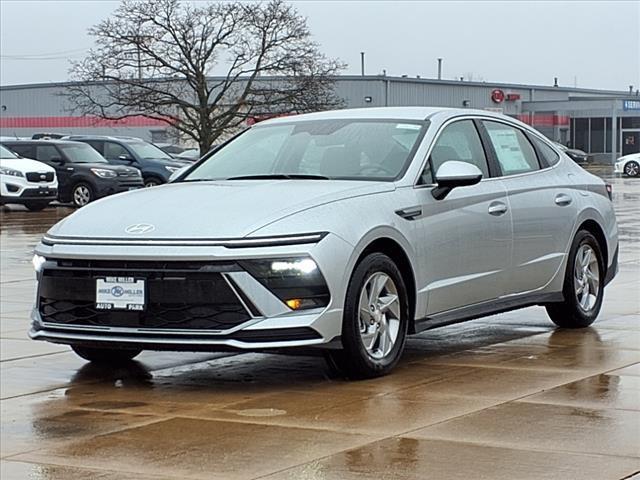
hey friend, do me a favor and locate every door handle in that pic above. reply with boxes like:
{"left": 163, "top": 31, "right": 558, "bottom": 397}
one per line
{"left": 488, "top": 202, "right": 508, "bottom": 216}
{"left": 555, "top": 194, "right": 572, "bottom": 206}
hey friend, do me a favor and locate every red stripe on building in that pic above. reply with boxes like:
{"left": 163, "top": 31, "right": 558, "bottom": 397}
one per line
{"left": 0, "top": 116, "right": 168, "bottom": 129}
{"left": 517, "top": 114, "right": 570, "bottom": 127}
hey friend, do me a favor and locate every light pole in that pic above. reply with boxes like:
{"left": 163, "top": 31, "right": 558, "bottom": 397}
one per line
{"left": 360, "top": 52, "right": 365, "bottom": 76}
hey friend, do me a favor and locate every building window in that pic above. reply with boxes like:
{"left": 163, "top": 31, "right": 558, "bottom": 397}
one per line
{"left": 573, "top": 118, "right": 588, "bottom": 151}
{"left": 590, "top": 118, "right": 605, "bottom": 153}
{"left": 621, "top": 117, "right": 640, "bottom": 129}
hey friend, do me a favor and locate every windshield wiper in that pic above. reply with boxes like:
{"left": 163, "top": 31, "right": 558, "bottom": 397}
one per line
{"left": 226, "top": 174, "right": 329, "bottom": 180}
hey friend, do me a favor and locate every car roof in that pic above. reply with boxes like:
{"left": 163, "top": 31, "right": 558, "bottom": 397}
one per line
{"left": 260, "top": 106, "right": 514, "bottom": 125}
{"left": 66, "top": 135, "right": 145, "bottom": 142}
{"left": 1, "top": 139, "right": 86, "bottom": 146}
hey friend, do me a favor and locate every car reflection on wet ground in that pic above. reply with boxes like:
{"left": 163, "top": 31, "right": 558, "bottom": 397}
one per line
{"left": 1, "top": 168, "right": 638, "bottom": 479}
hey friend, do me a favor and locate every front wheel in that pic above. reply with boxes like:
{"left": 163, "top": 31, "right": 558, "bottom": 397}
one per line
{"left": 72, "top": 183, "right": 93, "bottom": 207}
{"left": 144, "top": 177, "right": 163, "bottom": 187}
{"left": 325, "top": 253, "right": 409, "bottom": 379}
{"left": 71, "top": 345, "right": 141, "bottom": 363}
{"left": 624, "top": 161, "right": 639, "bottom": 177}
{"left": 546, "top": 230, "right": 604, "bottom": 328}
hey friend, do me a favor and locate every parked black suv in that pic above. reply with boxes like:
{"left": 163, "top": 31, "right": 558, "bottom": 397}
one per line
{"left": 65, "top": 136, "right": 188, "bottom": 187}
{"left": 1, "top": 140, "right": 143, "bottom": 207}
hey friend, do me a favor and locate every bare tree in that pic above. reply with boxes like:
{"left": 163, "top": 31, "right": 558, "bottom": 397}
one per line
{"left": 66, "top": 0, "right": 344, "bottom": 153}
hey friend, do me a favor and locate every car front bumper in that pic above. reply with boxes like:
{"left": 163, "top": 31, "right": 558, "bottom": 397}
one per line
{"left": 29, "top": 233, "right": 353, "bottom": 351}
{"left": 1, "top": 175, "right": 58, "bottom": 202}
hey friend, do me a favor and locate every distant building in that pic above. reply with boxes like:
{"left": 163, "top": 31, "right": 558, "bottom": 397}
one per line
{"left": 1, "top": 76, "right": 638, "bottom": 163}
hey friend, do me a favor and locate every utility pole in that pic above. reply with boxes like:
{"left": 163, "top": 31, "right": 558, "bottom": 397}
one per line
{"left": 360, "top": 52, "right": 365, "bottom": 76}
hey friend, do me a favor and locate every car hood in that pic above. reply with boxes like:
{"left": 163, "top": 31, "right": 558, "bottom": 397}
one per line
{"left": 618, "top": 153, "right": 640, "bottom": 162}
{"left": 0, "top": 158, "right": 56, "bottom": 173}
{"left": 565, "top": 148, "right": 587, "bottom": 156}
{"left": 47, "top": 180, "right": 393, "bottom": 239}
{"left": 143, "top": 158, "right": 189, "bottom": 167}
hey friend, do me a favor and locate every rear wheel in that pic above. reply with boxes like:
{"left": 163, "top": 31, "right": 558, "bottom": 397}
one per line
{"left": 624, "top": 161, "right": 639, "bottom": 177}
{"left": 546, "top": 230, "right": 604, "bottom": 328}
{"left": 325, "top": 253, "right": 409, "bottom": 379}
{"left": 25, "top": 201, "right": 49, "bottom": 211}
{"left": 71, "top": 345, "right": 141, "bottom": 363}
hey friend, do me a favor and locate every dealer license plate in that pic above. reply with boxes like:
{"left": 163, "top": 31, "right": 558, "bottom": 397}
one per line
{"left": 96, "top": 277, "right": 146, "bottom": 311}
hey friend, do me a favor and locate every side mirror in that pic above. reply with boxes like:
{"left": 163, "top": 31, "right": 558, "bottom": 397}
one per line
{"left": 50, "top": 157, "right": 65, "bottom": 165}
{"left": 432, "top": 161, "right": 483, "bottom": 200}
{"left": 118, "top": 154, "right": 134, "bottom": 163}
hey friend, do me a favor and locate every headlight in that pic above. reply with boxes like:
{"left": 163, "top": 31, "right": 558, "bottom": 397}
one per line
{"left": 32, "top": 254, "right": 46, "bottom": 273}
{"left": 165, "top": 166, "right": 180, "bottom": 173}
{"left": 91, "top": 168, "right": 117, "bottom": 178}
{"left": 0, "top": 166, "right": 24, "bottom": 177}
{"left": 240, "top": 257, "right": 329, "bottom": 310}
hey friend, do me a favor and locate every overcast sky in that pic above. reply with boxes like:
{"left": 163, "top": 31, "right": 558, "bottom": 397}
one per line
{"left": 1, "top": 0, "right": 638, "bottom": 90}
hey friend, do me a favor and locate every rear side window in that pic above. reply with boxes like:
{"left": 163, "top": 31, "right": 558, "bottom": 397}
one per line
{"left": 531, "top": 136, "right": 560, "bottom": 166}
{"left": 422, "top": 120, "right": 489, "bottom": 184}
{"left": 5, "top": 144, "right": 34, "bottom": 159}
{"left": 483, "top": 121, "right": 540, "bottom": 175}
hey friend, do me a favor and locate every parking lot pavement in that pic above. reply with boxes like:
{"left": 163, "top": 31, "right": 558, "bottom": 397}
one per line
{"left": 1, "top": 170, "right": 639, "bottom": 480}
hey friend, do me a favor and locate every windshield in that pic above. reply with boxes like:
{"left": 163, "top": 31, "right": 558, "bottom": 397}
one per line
{"left": 127, "top": 142, "right": 173, "bottom": 160}
{"left": 0, "top": 145, "right": 17, "bottom": 159}
{"left": 183, "top": 119, "right": 426, "bottom": 182}
{"left": 59, "top": 144, "right": 108, "bottom": 163}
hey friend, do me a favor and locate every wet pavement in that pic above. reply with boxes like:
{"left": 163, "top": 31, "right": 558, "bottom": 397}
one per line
{"left": 1, "top": 169, "right": 639, "bottom": 479}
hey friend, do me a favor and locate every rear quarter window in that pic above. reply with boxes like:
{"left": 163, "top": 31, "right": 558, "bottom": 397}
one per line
{"left": 531, "top": 136, "right": 561, "bottom": 166}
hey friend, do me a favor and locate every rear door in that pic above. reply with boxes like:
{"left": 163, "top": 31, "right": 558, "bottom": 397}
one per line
{"left": 481, "top": 120, "right": 578, "bottom": 294}
{"left": 35, "top": 144, "right": 74, "bottom": 196}
{"left": 415, "top": 119, "right": 512, "bottom": 315}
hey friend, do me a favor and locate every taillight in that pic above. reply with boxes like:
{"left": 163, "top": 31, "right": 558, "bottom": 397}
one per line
{"left": 605, "top": 184, "right": 613, "bottom": 200}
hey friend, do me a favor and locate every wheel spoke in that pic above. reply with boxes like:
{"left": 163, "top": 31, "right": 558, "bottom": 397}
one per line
{"left": 370, "top": 274, "right": 388, "bottom": 301}
{"left": 378, "top": 294, "right": 399, "bottom": 315}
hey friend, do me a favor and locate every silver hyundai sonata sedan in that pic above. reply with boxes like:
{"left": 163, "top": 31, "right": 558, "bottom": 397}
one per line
{"left": 30, "top": 107, "right": 618, "bottom": 378}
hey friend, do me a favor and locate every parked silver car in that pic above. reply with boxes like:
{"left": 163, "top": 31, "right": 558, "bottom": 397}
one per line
{"left": 31, "top": 107, "right": 618, "bottom": 378}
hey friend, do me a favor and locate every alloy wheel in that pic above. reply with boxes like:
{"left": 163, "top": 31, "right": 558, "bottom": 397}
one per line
{"left": 357, "top": 272, "right": 401, "bottom": 360}
{"left": 624, "top": 161, "right": 639, "bottom": 177}
{"left": 73, "top": 185, "right": 91, "bottom": 207}
{"left": 573, "top": 244, "right": 600, "bottom": 312}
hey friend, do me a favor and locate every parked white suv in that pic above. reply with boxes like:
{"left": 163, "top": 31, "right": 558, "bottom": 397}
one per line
{"left": 0, "top": 144, "right": 58, "bottom": 211}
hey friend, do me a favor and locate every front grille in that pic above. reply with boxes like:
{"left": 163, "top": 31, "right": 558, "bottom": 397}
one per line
{"left": 39, "top": 262, "right": 252, "bottom": 331}
{"left": 118, "top": 171, "right": 140, "bottom": 178}
{"left": 26, "top": 172, "right": 54, "bottom": 182}
{"left": 40, "top": 299, "right": 248, "bottom": 330}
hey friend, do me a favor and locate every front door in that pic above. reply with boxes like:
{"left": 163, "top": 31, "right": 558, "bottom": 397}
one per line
{"left": 622, "top": 130, "right": 640, "bottom": 156}
{"left": 414, "top": 119, "right": 512, "bottom": 316}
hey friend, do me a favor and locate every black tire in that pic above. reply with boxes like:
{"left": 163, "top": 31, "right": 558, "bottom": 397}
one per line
{"left": 144, "top": 176, "right": 163, "bottom": 187}
{"left": 71, "top": 345, "right": 142, "bottom": 363}
{"left": 546, "top": 230, "right": 605, "bottom": 328}
{"left": 624, "top": 161, "right": 639, "bottom": 177}
{"left": 71, "top": 182, "right": 94, "bottom": 207}
{"left": 25, "top": 201, "right": 49, "bottom": 211}
{"left": 325, "top": 252, "right": 409, "bottom": 379}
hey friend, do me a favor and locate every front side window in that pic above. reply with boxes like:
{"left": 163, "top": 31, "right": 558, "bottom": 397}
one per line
{"left": 104, "top": 142, "right": 131, "bottom": 161}
{"left": 183, "top": 120, "right": 426, "bottom": 181}
{"left": 421, "top": 120, "right": 489, "bottom": 184}
{"left": 36, "top": 145, "right": 62, "bottom": 162}
{"left": 484, "top": 121, "right": 540, "bottom": 175}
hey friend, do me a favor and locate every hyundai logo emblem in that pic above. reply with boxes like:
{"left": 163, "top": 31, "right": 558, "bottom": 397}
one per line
{"left": 40, "top": 174, "right": 46, "bottom": 180}
{"left": 124, "top": 223, "right": 155, "bottom": 234}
